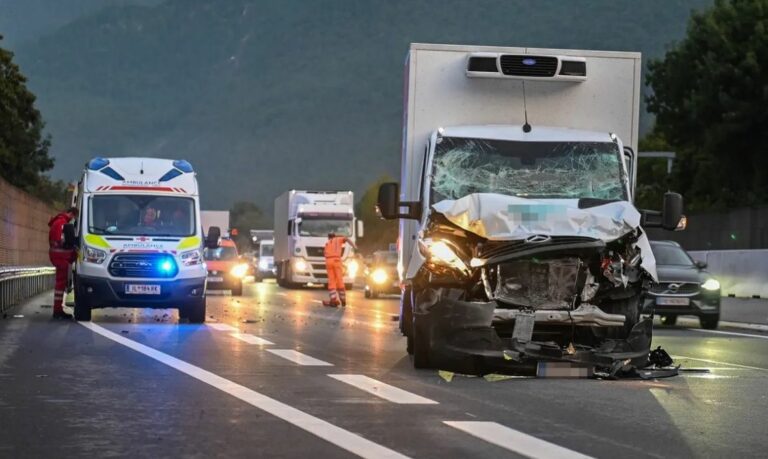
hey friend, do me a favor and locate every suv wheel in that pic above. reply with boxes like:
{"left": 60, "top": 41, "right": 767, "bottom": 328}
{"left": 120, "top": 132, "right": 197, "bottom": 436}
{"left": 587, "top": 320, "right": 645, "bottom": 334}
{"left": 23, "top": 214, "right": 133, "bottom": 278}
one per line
{"left": 700, "top": 314, "right": 719, "bottom": 330}
{"left": 660, "top": 314, "right": 678, "bottom": 326}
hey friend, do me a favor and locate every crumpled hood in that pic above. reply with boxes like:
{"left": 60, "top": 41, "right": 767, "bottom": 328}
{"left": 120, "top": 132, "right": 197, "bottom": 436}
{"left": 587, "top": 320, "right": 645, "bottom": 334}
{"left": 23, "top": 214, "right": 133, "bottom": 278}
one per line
{"left": 432, "top": 193, "right": 657, "bottom": 280}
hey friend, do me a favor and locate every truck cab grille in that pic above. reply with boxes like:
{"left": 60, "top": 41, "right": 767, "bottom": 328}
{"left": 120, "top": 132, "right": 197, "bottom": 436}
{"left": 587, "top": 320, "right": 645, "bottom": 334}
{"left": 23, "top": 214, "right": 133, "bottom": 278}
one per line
{"left": 108, "top": 253, "right": 178, "bottom": 278}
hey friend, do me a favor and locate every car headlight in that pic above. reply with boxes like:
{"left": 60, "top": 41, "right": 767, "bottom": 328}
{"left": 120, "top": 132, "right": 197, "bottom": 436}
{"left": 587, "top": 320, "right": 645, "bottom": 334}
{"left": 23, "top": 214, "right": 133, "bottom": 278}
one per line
{"left": 702, "top": 278, "right": 721, "bottom": 291}
{"left": 180, "top": 249, "right": 203, "bottom": 266}
{"left": 346, "top": 259, "right": 359, "bottom": 278}
{"left": 371, "top": 268, "right": 388, "bottom": 284}
{"left": 294, "top": 258, "right": 308, "bottom": 272}
{"left": 258, "top": 259, "right": 269, "bottom": 270}
{"left": 84, "top": 246, "right": 107, "bottom": 264}
{"left": 421, "top": 239, "right": 468, "bottom": 272}
{"left": 230, "top": 263, "right": 249, "bottom": 278}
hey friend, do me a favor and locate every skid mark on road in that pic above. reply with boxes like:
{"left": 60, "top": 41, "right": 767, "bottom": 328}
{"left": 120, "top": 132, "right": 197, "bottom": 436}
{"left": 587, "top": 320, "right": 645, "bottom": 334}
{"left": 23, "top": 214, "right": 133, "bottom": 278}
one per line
{"left": 445, "top": 421, "right": 594, "bottom": 459}
{"left": 268, "top": 349, "right": 334, "bottom": 366}
{"left": 80, "top": 322, "right": 407, "bottom": 459}
{"left": 329, "top": 375, "right": 438, "bottom": 405}
{"left": 230, "top": 333, "right": 274, "bottom": 345}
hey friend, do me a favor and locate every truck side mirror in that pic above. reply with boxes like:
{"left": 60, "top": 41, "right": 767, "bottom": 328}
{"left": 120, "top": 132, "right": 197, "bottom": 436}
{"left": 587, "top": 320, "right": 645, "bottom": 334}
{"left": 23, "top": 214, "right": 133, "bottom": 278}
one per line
{"left": 356, "top": 219, "right": 364, "bottom": 238}
{"left": 63, "top": 223, "right": 77, "bottom": 249}
{"left": 377, "top": 183, "right": 399, "bottom": 219}
{"left": 206, "top": 226, "right": 221, "bottom": 249}
{"left": 662, "top": 192, "right": 683, "bottom": 231}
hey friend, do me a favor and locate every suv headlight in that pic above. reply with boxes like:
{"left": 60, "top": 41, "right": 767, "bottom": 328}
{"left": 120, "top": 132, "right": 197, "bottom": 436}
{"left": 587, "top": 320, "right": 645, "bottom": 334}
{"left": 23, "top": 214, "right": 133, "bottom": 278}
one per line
{"left": 230, "top": 263, "right": 249, "bottom": 278}
{"left": 419, "top": 238, "right": 468, "bottom": 273}
{"left": 180, "top": 249, "right": 203, "bottom": 266}
{"left": 84, "top": 246, "right": 107, "bottom": 264}
{"left": 371, "top": 268, "right": 388, "bottom": 284}
{"left": 702, "top": 278, "right": 721, "bottom": 291}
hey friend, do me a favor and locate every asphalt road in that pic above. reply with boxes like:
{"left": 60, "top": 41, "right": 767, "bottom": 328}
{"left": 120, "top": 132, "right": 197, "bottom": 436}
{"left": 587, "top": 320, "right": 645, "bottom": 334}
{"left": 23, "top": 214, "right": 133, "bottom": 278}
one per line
{"left": 1, "top": 280, "right": 767, "bottom": 458}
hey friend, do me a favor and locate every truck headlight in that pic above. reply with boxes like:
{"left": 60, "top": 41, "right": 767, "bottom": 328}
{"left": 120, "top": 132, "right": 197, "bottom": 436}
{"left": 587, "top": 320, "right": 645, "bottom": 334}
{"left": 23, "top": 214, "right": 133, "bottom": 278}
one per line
{"left": 346, "top": 259, "right": 359, "bottom": 278}
{"left": 702, "top": 278, "right": 720, "bottom": 291}
{"left": 84, "top": 246, "right": 107, "bottom": 264}
{"left": 421, "top": 239, "right": 468, "bottom": 272}
{"left": 294, "top": 258, "right": 308, "bottom": 272}
{"left": 258, "top": 259, "right": 269, "bottom": 270}
{"left": 371, "top": 268, "right": 388, "bottom": 284}
{"left": 180, "top": 249, "right": 203, "bottom": 266}
{"left": 230, "top": 263, "right": 249, "bottom": 278}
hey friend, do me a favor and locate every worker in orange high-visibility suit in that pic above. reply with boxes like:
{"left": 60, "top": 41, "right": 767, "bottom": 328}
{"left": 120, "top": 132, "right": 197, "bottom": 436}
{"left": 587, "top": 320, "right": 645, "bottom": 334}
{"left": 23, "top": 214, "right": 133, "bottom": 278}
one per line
{"left": 48, "top": 207, "right": 79, "bottom": 320}
{"left": 322, "top": 232, "right": 357, "bottom": 307}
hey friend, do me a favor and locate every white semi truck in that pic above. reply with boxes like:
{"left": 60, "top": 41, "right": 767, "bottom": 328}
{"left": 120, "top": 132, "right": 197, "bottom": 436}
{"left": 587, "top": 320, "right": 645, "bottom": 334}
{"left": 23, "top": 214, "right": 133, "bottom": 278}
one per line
{"left": 377, "top": 44, "right": 684, "bottom": 375}
{"left": 66, "top": 157, "right": 218, "bottom": 323}
{"left": 274, "top": 190, "right": 363, "bottom": 288}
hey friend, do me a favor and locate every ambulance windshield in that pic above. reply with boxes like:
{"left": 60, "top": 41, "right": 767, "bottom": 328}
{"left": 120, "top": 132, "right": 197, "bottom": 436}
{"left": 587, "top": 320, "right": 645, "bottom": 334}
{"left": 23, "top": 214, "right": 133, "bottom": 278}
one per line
{"left": 430, "top": 138, "right": 627, "bottom": 202}
{"left": 298, "top": 217, "right": 353, "bottom": 237}
{"left": 88, "top": 195, "right": 196, "bottom": 237}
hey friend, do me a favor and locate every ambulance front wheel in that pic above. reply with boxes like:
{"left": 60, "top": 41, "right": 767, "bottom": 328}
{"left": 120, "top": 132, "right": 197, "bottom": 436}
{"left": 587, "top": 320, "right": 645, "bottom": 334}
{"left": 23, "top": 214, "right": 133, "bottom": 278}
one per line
{"left": 184, "top": 297, "right": 207, "bottom": 323}
{"left": 73, "top": 279, "right": 92, "bottom": 322}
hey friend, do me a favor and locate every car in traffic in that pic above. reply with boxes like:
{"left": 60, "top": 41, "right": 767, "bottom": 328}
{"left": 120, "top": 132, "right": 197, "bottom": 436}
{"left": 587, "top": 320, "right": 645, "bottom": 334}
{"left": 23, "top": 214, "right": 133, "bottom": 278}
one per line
{"left": 204, "top": 238, "right": 249, "bottom": 295}
{"left": 364, "top": 250, "right": 400, "bottom": 299}
{"left": 645, "top": 240, "right": 721, "bottom": 329}
{"left": 254, "top": 239, "right": 276, "bottom": 282}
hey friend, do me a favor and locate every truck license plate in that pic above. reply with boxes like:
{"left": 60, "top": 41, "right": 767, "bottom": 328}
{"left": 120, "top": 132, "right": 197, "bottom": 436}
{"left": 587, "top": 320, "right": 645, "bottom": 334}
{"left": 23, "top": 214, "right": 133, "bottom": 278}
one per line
{"left": 125, "top": 284, "right": 161, "bottom": 295}
{"left": 208, "top": 276, "right": 223, "bottom": 282}
{"left": 656, "top": 297, "right": 690, "bottom": 306}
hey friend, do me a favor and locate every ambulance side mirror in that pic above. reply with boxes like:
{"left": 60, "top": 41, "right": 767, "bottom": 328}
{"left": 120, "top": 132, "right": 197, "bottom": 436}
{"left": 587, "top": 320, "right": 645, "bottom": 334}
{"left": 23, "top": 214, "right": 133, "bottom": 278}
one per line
{"left": 206, "top": 226, "right": 221, "bottom": 249}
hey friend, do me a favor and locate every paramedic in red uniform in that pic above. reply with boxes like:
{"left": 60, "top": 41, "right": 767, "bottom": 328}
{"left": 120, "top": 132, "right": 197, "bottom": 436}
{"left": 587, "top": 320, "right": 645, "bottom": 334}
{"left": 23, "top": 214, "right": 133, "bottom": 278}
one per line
{"left": 48, "top": 207, "right": 78, "bottom": 319}
{"left": 322, "top": 231, "right": 357, "bottom": 307}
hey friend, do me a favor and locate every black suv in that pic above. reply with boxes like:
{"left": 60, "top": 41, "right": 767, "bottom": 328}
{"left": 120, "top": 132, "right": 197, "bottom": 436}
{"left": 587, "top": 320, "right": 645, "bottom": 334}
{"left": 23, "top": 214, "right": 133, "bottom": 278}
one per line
{"left": 644, "top": 240, "right": 721, "bottom": 329}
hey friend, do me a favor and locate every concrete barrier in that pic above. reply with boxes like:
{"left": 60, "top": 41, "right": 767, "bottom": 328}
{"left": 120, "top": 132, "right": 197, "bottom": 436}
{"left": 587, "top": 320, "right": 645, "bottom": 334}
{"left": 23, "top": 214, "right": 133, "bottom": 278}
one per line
{"left": 688, "top": 250, "right": 768, "bottom": 298}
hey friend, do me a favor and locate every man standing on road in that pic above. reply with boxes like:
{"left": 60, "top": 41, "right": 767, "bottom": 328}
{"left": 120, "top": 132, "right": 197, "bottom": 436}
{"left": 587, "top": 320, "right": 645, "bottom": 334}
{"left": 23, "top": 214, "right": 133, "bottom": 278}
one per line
{"left": 48, "top": 207, "right": 78, "bottom": 320}
{"left": 322, "top": 231, "right": 356, "bottom": 307}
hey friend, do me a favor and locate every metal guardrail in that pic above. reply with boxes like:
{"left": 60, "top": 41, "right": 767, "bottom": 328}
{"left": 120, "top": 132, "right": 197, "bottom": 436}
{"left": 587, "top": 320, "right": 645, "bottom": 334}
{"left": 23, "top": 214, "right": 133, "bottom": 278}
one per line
{"left": 0, "top": 266, "right": 56, "bottom": 313}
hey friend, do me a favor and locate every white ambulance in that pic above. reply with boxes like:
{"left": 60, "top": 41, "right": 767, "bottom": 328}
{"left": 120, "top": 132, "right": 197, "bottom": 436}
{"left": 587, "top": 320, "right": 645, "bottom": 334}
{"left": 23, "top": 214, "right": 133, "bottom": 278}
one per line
{"left": 68, "top": 157, "right": 215, "bottom": 322}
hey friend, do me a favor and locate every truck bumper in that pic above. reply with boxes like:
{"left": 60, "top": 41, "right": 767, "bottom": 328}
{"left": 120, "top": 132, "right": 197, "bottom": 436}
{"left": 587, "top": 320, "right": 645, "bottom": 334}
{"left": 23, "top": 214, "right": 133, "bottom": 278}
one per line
{"left": 76, "top": 274, "right": 206, "bottom": 309}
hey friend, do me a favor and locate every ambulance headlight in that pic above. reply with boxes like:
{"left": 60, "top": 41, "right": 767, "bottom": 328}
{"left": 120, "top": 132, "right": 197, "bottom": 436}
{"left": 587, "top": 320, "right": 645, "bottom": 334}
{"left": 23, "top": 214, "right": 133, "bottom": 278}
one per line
{"left": 346, "top": 259, "right": 359, "bottom": 278}
{"left": 84, "top": 246, "right": 107, "bottom": 264}
{"left": 230, "top": 263, "right": 249, "bottom": 278}
{"left": 180, "top": 249, "right": 203, "bottom": 266}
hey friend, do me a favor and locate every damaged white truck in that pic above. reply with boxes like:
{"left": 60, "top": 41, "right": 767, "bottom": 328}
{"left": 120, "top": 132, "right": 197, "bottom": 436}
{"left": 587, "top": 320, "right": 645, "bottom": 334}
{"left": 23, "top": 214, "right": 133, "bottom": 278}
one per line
{"left": 377, "top": 43, "right": 684, "bottom": 376}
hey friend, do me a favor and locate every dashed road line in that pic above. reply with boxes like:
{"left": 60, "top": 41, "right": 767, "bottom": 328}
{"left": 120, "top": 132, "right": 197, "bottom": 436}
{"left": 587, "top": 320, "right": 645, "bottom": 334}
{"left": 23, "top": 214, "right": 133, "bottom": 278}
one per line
{"left": 79, "top": 322, "right": 407, "bottom": 459}
{"left": 672, "top": 355, "right": 768, "bottom": 371}
{"left": 268, "top": 349, "right": 334, "bottom": 366}
{"left": 230, "top": 333, "right": 274, "bottom": 345}
{"left": 690, "top": 328, "right": 768, "bottom": 340}
{"left": 207, "top": 323, "right": 239, "bottom": 332}
{"left": 329, "top": 375, "right": 438, "bottom": 405}
{"left": 444, "top": 421, "right": 593, "bottom": 459}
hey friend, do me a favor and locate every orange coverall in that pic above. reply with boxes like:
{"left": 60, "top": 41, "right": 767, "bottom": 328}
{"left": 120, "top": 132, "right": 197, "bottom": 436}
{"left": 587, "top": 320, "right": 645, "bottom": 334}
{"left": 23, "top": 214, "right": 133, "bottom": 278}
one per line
{"left": 324, "top": 236, "right": 348, "bottom": 306}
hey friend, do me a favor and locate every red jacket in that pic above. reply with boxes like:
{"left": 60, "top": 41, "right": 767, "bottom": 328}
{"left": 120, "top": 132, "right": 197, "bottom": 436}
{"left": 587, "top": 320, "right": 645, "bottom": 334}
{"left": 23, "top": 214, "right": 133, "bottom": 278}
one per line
{"left": 48, "top": 212, "right": 72, "bottom": 249}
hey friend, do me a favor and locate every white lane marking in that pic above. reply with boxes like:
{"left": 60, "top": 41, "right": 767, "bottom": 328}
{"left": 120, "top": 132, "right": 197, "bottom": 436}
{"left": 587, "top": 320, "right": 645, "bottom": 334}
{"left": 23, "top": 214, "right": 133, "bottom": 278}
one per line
{"left": 445, "top": 421, "right": 593, "bottom": 459}
{"left": 79, "top": 323, "right": 407, "bottom": 459}
{"left": 675, "top": 317, "right": 768, "bottom": 332}
{"left": 207, "top": 323, "right": 239, "bottom": 332}
{"left": 672, "top": 355, "right": 768, "bottom": 372}
{"left": 230, "top": 333, "right": 274, "bottom": 345}
{"left": 268, "top": 349, "right": 334, "bottom": 366}
{"left": 328, "top": 375, "right": 438, "bottom": 405}
{"left": 312, "top": 300, "right": 324, "bottom": 304}
{"left": 276, "top": 292, "right": 288, "bottom": 297}
{"left": 690, "top": 328, "right": 768, "bottom": 340}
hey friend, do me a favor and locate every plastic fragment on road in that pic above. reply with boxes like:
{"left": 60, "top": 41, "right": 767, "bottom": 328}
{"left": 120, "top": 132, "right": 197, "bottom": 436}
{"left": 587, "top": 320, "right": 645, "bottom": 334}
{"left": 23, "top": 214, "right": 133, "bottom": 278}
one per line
{"left": 13, "top": 315, "right": 24, "bottom": 318}
{"left": 483, "top": 373, "right": 529, "bottom": 382}
{"left": 439, "top": 370, "right": 454, "bottom": 382}
{"left": 537, "top": 362, "right": 594, "bottom": 378}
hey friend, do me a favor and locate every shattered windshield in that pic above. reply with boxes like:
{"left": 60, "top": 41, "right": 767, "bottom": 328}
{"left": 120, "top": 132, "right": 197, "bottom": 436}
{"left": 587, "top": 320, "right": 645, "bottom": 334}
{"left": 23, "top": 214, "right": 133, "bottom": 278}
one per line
{"left": 430, "top": 138, "right": 627, "bottom": 202}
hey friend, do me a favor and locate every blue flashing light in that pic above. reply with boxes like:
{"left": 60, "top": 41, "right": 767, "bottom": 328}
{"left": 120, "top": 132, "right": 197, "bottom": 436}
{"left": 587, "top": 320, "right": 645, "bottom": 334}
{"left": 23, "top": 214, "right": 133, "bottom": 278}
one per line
{"left": 100, "top": 166, "right": 125, "bottom": 181}
{"left": 155, "top": 256, "right": 178, "bottom": 277}
{"left": 172, "top": 160, "right": 194, "bottom": 173}
{"left": 159, "top": 169, "right": 183, "bottom": 182}
{"left": 160, "top": 260, "right": 173, "bottom": 272}
{"left": 87, "top": 157, "right": 110, "bottom": 170}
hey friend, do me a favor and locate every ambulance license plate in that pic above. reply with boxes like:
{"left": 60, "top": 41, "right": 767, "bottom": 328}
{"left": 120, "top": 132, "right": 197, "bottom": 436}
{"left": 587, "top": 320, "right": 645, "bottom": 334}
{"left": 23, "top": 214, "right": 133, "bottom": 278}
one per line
{"left": 208, "top": 276, "right": 223, "bottom": 282}
{"left": 656, "top": 297, "right": 689, "bottom": 306}
{"left": 125, "top": 284, "right": 161, "bottom": 295}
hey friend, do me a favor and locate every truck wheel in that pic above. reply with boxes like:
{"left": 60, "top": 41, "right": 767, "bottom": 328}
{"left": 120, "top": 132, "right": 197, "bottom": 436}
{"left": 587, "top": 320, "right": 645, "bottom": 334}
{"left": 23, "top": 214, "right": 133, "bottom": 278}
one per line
{"left": 412, "top": 316, "right": 430, "bottom": 369}
{"left": 660, "top": 314, "right": 678, "bottom": 326}
{"left": 364, "top": 288, "right": 371, "bottom": 299}
{"left": 345, "top": 283, "right": 353, "bottom": 291}
{"left": 401, "top": 287, "right": 414, "bottom": 355}
{"left": 254, "top": 275, "right": 263, "bottom": 283}
{"left": 699, "top": 314, "right": 719, "bottom": 330}
{"left": 231, "top": 281, "right": 243, "bottom": 296}
{"left": 604, "top": 295, "right": 641, "bottom": 339}
{"left": 73, "top": 280, "right": 92, "bottom": 322}
{"left": 370, "top": 290, "right": 379, "bottom": 299}
{"left": 185, "top": 298, "right": 206, "bottom": 324}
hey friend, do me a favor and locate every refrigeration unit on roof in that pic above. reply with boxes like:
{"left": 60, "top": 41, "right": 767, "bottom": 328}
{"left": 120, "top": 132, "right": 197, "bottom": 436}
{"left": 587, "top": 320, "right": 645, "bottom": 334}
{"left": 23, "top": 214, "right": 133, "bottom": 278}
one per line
{"left": 466, "top": 53, "right": 587, "bottom": 82}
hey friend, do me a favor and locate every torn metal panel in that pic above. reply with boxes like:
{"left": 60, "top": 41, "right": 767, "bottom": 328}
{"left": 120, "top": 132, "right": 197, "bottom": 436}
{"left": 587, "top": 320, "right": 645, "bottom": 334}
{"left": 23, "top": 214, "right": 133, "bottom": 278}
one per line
{"left": 494, "top": 258, "right": 581, "bottom": 309}
{"left": 493, "top": 304, "right": 627, "bottom": 327}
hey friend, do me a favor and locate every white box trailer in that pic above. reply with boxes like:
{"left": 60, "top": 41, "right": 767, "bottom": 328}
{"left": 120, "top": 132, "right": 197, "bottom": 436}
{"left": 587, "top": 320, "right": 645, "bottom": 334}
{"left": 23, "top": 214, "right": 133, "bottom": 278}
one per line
{"left": 201, "top": 210, "right": 230, "bottom": 237}
{"left": 274, "top": 190, "right": 363, "bottom": 288}
{"left": 376, "top": 43, "right": 684, "bottom": 374}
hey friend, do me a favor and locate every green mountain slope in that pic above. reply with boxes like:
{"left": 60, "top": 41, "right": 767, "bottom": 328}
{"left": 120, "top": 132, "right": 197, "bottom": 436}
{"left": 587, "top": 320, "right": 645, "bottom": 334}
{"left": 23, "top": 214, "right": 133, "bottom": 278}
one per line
{"left": 12, "top": 0, "right": 711, "bottom": 209}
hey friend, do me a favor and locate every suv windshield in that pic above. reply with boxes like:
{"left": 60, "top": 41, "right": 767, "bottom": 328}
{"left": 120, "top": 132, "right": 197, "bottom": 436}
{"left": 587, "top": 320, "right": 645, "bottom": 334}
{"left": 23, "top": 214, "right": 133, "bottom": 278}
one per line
{"left": 430, "top": 138, "right": 627, "bottom": 202}
{"left": 298, "top": 218, "right": 353, "bottom": 237}
{"left": 89, "top": 195, "right": 195, "bottom": 236}
{"left": 203, "top": 247, "right": 238, "bottom": 261}
{"left": 260, "top": 243, "right": 274, "bottom": 257}
{"left": 651, "top": 244, "right": 695, "bottom": 266}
